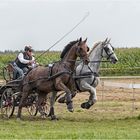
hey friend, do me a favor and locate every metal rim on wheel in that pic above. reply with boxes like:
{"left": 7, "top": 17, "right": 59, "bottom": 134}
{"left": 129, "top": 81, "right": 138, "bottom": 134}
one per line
{"left": 27, "top": 93, "right": 51, "bottom": 116}
{"left": 0, "top": 88, "right": 15, "bottom": 118}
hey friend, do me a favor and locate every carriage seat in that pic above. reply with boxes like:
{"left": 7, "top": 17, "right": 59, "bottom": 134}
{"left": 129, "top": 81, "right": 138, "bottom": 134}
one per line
{"left": 8, "top": 61, "right": 25, "bottom": 80}
{"left": 3, "top": 61, "right": 17, "bottom": 82}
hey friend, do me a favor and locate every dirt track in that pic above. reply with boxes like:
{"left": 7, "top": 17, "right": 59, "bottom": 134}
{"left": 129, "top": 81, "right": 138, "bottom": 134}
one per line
{"left": 0, "top": 78, "right": 140, "bottom": 120}
{"left": 1, "top": 78, "right": 140, "bottom": 101}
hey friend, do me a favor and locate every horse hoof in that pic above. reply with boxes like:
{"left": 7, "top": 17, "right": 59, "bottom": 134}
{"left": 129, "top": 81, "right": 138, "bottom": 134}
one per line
{"left": 68, "top": 108, "right": 74, "bottom": 112}
{"left": 81, "top": 102, "right": 91, "bottom": 109}
{"left": 58, "top": 97, "right": 65, "bottom": 103}
{"left": 81, "top": 102, "right": 86, "bottom": 109}
{"left": 67, "top": 102, "right": 74, "bottom": 112}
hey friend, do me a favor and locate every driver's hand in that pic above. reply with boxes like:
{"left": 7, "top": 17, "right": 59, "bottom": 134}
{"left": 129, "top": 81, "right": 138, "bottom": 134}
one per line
{"left": 29, "top": 60, "right": 34, "bottom": 64}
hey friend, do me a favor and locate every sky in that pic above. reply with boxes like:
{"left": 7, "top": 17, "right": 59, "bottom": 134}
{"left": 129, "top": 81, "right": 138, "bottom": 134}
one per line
{"left": 0, "top": 0, "right": 140, "bottom": 51}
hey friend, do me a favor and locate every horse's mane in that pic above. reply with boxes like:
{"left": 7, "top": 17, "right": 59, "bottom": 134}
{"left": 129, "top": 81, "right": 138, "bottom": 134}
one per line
{"left": 88, "top": 41, "right": 102, "bottom": 57}
{"left": 60, "top": 40, "right": 79, "bottom": 59}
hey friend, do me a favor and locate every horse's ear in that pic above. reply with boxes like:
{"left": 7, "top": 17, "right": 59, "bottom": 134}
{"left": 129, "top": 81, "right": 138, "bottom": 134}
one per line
{"left": 103, "top": 37, "right": 108, "bottom": 45}
{"left": 79, "top": 37, "right": 82, "bottom": 42}
{"left": 84, "top": 38, "right": 87, "bottom": 43}
{"left": 107, "top": 38, "right": 111, "bottom": 44}
{"left": 78, "top": 37, "right": 82, "bottom": 45}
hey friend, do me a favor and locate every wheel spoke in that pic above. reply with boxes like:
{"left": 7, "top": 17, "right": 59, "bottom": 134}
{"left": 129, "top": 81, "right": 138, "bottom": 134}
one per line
{"left": 1, "top": 88, "right": 15, "bottom": 118}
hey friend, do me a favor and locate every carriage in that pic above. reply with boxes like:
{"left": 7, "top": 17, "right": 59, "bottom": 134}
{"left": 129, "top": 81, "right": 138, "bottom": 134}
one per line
{"left": 0, "top": 61, "right": 48, "bottom": 118}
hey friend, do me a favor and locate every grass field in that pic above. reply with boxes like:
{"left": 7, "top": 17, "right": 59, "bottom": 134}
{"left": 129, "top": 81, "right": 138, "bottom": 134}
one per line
{"left": 0, "top": 114, "right": 140, "bottom": 139}
{"left": 0, "top": 78, "right": 140, "bottom": 139}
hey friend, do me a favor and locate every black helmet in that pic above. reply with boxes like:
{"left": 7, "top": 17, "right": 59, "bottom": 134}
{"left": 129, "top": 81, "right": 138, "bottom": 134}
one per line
{"left": 24, "top": 45, "right": 33, "bottom": 52}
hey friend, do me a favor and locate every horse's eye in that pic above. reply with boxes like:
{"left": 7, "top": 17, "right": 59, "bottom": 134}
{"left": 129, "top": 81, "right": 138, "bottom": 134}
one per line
{"left": 104, "top": 47, "right": 109, "bottom": 52}
{"left": 78, "top": 47, "right": 81, "bottom": 51}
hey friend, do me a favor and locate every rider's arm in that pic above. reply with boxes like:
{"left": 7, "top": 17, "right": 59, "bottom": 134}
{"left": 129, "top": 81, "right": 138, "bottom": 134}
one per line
{"left": 18, "top": 53, "right": 30, "bottom": 64}
{"left": 32, "top": 56, "right": 35, "bottom": 61}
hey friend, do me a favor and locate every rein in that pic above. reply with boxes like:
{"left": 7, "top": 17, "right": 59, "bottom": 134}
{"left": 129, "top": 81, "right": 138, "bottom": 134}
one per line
{"left": 67, "top": 59, "right": 110, "bottom": 63}
{"left": 89, "top": 60, "right": 110, "bottom": 63}
{"left": 22, "top": 71, "right": 72, "bottom": 86}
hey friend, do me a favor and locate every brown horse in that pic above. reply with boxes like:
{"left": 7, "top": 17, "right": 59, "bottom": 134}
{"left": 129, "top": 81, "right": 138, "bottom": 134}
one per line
{"left": 17, "top": 38, "right": 89, "bottom": 120}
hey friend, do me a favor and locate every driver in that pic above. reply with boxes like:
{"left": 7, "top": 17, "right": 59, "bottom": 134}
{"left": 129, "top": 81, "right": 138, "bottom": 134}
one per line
{"left": 13, "top": 45, "right": 37, "bottom": 79}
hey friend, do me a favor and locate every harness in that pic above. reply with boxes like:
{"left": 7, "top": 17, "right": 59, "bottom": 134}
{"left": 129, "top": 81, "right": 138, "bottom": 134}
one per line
{"left": 62, "top": 62, "right": 74, "bottom": 86}
{"left": 46, "top": 63, "right": 56, "bottom": 90}
{"left": 101, "top": 43, "right": 115, "bottom": 60}
{"left": 74, "top": 71, "right": 99, "bottom": 92}
{"left": 47, "top": 63, "right": 54, "bottom": 78}
{"left": 46, "top": 62, "right": 73, "bottom": 91}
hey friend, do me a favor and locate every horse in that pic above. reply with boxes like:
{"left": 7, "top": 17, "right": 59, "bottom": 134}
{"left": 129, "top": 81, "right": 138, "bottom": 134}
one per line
{"left": 16, "top": 37, "right": 89, "bottom": 120}
{"left": 58, "top": 38, "right": 118, "bottom": 109}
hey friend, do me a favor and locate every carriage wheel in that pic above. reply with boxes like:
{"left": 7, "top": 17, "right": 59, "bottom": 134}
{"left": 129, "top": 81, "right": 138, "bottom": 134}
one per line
{"left": 27, "top": 103, "right": 38, "bottom": 116}
{"left": 41, "top": 93, "right": 51, "bottom": 116}
{"left": 3, "top": 66, "right": 13, "bottom": 82}
{"left": 34, "top": 98, "right": 51, "bottom": 117}
{"left": 27, "top": 93, "right": 51, "bottom": 116}
{"left": 27, "top": 94, "right": 38, "bottom": 116}
{"left": 0, "top": 88, "right": 15, "bottom": 118}
{"left": 42, "top": 99, "right": 50, "bottom": 116}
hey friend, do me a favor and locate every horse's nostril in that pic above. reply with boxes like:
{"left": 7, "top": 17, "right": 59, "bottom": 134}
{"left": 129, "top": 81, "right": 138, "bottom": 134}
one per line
{"left": 113, "top": 59, "right": 118, "bottom": 64}
{"left": 115, "top": 59, "right": 118, "bottom": 62}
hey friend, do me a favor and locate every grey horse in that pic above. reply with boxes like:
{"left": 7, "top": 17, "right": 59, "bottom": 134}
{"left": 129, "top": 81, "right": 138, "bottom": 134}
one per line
{"left": 58, "top": 38, "right": 118, "bottom": 109}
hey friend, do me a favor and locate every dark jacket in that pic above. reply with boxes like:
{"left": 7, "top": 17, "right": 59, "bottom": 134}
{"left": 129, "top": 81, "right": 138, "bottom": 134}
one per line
{"left": 15, "top": 52, "right": 32, "bottom": 69}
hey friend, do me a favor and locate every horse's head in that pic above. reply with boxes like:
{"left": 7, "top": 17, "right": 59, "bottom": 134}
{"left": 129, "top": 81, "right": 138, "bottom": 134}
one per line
{"left": 102, "top": 38, "right": 118, "bottom": 64}
{"left": 76, "top": 37, "right": 89, "bottom": 65}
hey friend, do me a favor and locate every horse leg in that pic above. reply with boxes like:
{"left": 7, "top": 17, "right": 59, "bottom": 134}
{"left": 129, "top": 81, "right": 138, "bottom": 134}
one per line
{"left": 58, "top": 78, "right": 76, "bottom": 104}
{"left": 17, "top": 91, "right": 29, "bottom": 120}
{"left": 89, "top": 87, "right": 97, "bottom": 104}
{"left": 48, "top": 91, "right": 58, "bottom": 120}
{"left": 58, "top": 91, "right": 76, "bottom": 103}
{"left": 80, "top": 81, "right": 97, "bottom": 109}
{"left": 55, "top": 82, "right": 73, "bottom": 112}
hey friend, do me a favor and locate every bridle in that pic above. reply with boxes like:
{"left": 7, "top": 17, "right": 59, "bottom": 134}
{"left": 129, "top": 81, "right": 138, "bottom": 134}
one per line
{"left": 101, "top": 43, "right": 115, "bottom": 60}
{"left": 76, "top": 44, "right": 89, "bottom": 62}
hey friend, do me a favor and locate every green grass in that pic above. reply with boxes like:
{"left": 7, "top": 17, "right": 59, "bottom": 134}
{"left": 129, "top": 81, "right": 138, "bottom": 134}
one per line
{"left": 0, "top": 115, "right": 140, "bottom": 139}
{"left": 0, "top": 99, "right": 140, "bottom": 139}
